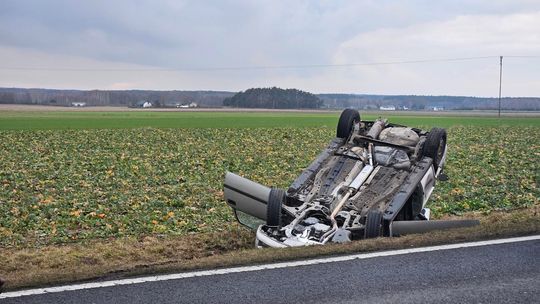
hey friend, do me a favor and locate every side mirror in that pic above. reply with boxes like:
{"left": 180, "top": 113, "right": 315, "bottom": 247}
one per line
{"left": 437, "top": 172, "right": 449, "bottom": 181}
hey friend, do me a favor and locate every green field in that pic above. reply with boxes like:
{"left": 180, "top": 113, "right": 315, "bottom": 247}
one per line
{"left": 1, "top": 110, "right": 539, "bottom": 130}
{"left": 0, "top": 111, "right": 538, "bottom": 247}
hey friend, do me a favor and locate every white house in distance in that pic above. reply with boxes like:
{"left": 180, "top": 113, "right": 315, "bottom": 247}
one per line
{"left": 176, "top": 102, "right": 198, "bottom": 108}
{"left": 135, "top": 101, "right": 152, "bottom": 108}
{"left": 71, "top": 102, "right": 86, "bottom": 107}
{"left": 380, "top": 105, "right": 396, "bottom": 111}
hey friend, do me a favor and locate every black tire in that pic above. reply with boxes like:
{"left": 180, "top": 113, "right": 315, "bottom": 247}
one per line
{"left": 267, "top": 188, "right": 285, "bottom": 227}
{"left": 336, "top": 109, "right": 360, "bottom": 138}
{"left": 422, "top": 127, "right": 447, "bottom": 171}
{"left": 364, "top": 210, "right": 383, "bottom": 238}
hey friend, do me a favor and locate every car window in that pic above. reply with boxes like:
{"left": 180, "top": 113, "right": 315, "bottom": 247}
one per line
{"left": 234, "top": 210, "right": 265, "bottom": 230}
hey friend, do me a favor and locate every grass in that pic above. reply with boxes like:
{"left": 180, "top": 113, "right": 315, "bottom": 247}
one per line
{"left": 0, "top": 109, "right": 538, "bottom": 289}
{"left": 0, "top": 110, "right": 539, "bottom": 130}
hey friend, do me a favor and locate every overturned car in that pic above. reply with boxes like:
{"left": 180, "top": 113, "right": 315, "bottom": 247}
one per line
{"left": 224, "top": 109, "right": 478, "bottom": 248}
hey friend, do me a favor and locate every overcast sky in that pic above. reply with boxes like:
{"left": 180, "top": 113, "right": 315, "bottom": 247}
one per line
{"left": 1, "top": 0, "right": 539, "bottom": 96}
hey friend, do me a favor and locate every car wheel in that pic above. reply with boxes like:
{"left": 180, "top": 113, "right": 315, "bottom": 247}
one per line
{"left": 267, "top": 188, "right": 285, "bottom": 227}
{"left": 422, "top": 127, "right": 447, "bottom": 171}
{"left": 364, "top": 210, "right": 383, "bottom": 238}
{"left": 337, "top": 109, "right": 360, "bottom": 138}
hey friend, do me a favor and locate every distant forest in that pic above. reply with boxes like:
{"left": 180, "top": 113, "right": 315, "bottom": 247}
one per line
{"left": 319, "top": 94, "right": 540, "bottom": 111}
{"left": 0, "top": 88, "right": 233, "bottom": 107}
{"left": 0, "top": 87, "right": 539, "bottom": 110}
{"left": 223, "top": 87, "right": 323, "bottom": 109}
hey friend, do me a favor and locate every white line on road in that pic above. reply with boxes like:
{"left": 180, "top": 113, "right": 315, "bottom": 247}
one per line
{"left": 1, "top": 235, "right": 539, "bottom": 299}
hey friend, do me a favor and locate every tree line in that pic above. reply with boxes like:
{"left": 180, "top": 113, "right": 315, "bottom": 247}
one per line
{"left": 318, "top": 94, "right": 540, "bottom": 111}
{"left": 223, "top": 87, "right": 323, "bottom": 109}
{"left": 1, "top": 87, "right": 539, "bottom": 110}
{"left": 0, "top": 88, "right": 233, "bottom": 107}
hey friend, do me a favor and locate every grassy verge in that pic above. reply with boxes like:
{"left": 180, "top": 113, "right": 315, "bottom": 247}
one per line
{"left": 1, "top": 207, "right": 537, "bottom": 291}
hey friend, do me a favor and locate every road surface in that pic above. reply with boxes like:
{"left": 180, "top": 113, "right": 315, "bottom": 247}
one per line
{"left": 2, "top": 237, "right": 539, "bottom": 304}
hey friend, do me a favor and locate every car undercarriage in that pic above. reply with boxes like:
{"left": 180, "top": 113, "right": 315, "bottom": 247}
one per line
{"left": 224, "top": 109, "right": 478, "bottom": 248}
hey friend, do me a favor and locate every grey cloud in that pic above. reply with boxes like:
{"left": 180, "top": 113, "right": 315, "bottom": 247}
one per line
{"left": 5, "top": 0, "right": 511, "bottom": 68}
{"left": 1, "top": 0, "right": 539, "bottom": 95}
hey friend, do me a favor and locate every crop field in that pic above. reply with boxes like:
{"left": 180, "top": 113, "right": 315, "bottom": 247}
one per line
{"left": 1, "top": 110, "right": 540, "bottom": 130}
{"left": 0, "top": 111, "right": 538, "bottom": 247}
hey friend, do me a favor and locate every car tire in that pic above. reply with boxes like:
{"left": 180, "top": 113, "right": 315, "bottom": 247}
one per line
{"left": 364, "top": 210, "right": 383, "bottom": 238}
{"left": 337, "top": 109, "right": 360, "bottom": 138}
{"left": 267, "top": 188, "right": 285, "bottom": 227}
{"left": 422, "top": 127, "right": 447, "bottom": 171}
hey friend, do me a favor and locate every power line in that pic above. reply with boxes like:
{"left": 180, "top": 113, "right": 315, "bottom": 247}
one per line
{"left": 0, "top": 55, "right": 503, "bottom": 72}
{"left": 504, "top": 55, "right": 540, "bottom": 58}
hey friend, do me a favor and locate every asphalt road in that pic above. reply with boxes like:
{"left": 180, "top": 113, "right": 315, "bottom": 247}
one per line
{"left": 3, "top": 239, "right": 539, "bottom": 304}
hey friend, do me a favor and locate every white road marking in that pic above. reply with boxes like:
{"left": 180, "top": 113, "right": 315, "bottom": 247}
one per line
{"left": 1, "top": 235, "right": 539, "bottom": 299}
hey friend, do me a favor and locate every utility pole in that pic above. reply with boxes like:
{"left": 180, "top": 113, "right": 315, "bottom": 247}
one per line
{"left": 498, "top": 56, "right": 503, "bottom": 118}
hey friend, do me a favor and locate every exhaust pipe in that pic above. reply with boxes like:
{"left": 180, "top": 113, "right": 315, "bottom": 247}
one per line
{"left": 366, "top": 118, "right": 387, "bottom": 139}
{"left": 391, "top": 219, "right": 480, "bottom": 236}
{"left": 323, "top": 143, "right": 376, "bottom": 243}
